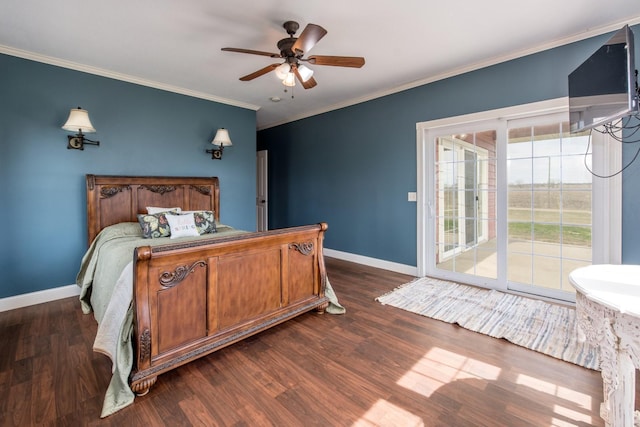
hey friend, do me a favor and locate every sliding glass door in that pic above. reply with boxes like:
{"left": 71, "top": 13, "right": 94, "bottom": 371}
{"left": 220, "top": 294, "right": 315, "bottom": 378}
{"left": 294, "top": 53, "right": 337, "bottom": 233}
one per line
{"left": 506, "top": 119, "right": 592, "bottom": 297}
{"left": 418, "top": 103, "right": 614, "bottom": 303}
{"left": 435, "top": 131, "right": 497, "bottom": 280}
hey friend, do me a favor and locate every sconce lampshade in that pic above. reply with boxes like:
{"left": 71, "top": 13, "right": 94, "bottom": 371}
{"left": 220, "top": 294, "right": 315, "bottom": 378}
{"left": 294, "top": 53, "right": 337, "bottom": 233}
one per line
{"left": 211, "top": 128, "right": 232, "bottom": 147}
{"left": 62, "top": 107, "right": 96, "bottom": 133}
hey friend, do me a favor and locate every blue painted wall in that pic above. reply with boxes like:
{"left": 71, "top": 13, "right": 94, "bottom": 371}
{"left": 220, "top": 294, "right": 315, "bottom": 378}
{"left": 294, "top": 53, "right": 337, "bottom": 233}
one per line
{"left": 259, "top": 24, "right": 640, "bottom": 266}
{"left": 0, "top": 53, "right": 256, "bottom": 298}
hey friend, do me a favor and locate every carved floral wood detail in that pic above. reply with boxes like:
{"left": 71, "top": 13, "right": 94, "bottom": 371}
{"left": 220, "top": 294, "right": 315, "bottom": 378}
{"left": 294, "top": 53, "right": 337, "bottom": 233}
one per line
{"left": 289, "top": 241, "right": 314, "bottom": 256}
{"left": 190, "top": 185, "right": 211, "bottom": 196}
{"left": 100, "top": 186, "right": 130, "bottom": 199}
{"left": 139, "top": 329, "right": 151, "bottom": 363}
{"left": 142, "top": 185, "right": 176, "bottom": 195}
{"left": 159, "top": 261, "right": 207, "bottom": 288}
{"left": 575, "top": 292, "right": 640, "bottom": 426}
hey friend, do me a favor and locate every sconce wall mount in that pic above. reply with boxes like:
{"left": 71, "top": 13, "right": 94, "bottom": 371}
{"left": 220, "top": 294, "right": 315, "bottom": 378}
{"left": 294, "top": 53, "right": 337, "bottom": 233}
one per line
{"left": 62, "top": 107, "right": 100, "bottom": 150}
{"left": 206, "top": 128, "right": 232, "bottom": 160}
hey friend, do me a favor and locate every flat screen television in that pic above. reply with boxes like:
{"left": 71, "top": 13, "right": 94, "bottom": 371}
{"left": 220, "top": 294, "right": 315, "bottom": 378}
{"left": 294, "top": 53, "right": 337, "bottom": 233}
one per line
{"left": 569, "top": 25, "right": 638, "bottom": 132}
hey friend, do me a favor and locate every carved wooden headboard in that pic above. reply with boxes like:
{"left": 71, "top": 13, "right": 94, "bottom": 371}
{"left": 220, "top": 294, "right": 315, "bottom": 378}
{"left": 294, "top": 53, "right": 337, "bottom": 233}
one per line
{"left": 86, "top": 175, "right": 220, "bottom": 246}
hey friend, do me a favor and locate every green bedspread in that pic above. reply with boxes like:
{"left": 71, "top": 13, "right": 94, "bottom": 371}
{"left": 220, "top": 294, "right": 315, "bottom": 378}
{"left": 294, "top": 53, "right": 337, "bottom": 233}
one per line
{"left": 76, "top": 222, "right": 344, "bottom": 417}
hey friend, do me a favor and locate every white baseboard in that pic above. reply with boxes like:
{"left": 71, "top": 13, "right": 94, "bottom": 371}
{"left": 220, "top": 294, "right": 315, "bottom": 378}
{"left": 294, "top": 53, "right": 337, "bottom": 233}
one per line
{"left": 1, "top": 250, "right": 415, "bottom": 312}
{"left": 0, "top": 284, "right": 80, "bottom": 313}
{"left": 324, "top": 248, "right": 418, "bottom": 276}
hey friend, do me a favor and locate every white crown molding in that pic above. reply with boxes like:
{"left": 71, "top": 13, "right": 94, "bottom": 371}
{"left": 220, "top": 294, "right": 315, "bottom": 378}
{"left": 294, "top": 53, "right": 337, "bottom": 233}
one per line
{"left": 258, "top": 16, "right": 640, "bottom": 130}
{"left": 3, "top": 15, "right": 640, "bottom": 130}
{"left": 0, "top": 44, "right": 261, "bottom": 112}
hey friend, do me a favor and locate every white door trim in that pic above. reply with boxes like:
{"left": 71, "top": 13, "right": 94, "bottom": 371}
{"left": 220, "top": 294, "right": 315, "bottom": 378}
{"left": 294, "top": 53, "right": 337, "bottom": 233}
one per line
{"left": 416, "top": 97, "right": 621, "bottom": 300}
{"left": 417, "top": 98, "right": 569, "bottom": 277}
{"left": 256, "top": 150, "right": 268, "bottom": 231}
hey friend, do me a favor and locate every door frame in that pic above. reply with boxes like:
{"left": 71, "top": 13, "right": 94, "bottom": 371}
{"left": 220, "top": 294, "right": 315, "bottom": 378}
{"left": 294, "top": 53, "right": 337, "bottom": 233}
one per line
{"left": 436, "top": 136, "right": 490, "bottom": 262}
{"left": 416, "top": 97, "right": 621, "bottom": 299}
{"left": 256, "top": 149, "right": 268, "bottom": 231}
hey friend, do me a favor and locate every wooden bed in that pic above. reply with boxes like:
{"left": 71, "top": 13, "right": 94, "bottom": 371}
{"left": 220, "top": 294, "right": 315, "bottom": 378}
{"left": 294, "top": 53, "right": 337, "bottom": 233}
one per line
{"left": 85, "top": 174, "right": 329, "bottom": 396}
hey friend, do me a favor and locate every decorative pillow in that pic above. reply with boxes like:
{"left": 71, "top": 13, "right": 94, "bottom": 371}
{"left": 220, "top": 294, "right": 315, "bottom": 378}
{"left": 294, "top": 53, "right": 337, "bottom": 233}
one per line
{"left": 137, "top": 212, "right": 171, "bottom": 238}
{"left": 165, "top": 213, "right": 200, "bottom": 239}
{"left": 146, "top": 206, "right": 182, "bottom": 214}
{"left": 190, "top": 210, "right": 217, "bottom": 234}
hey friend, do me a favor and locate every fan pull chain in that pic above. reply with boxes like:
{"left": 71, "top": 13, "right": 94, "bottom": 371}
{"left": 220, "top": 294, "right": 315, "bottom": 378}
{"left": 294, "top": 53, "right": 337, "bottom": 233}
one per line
{"left": 284, "top": 85, "right": 294, "bottom": 99}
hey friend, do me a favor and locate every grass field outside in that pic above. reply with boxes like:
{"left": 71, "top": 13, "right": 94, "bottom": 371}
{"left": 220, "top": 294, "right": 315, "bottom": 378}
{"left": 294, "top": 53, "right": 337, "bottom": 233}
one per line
{"left": 507, "top": 221, "right": 591, "bottom": 246}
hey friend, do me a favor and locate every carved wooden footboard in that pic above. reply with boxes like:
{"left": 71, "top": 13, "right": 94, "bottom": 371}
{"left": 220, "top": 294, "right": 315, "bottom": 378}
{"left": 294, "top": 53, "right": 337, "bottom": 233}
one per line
{"left": 129, "top": 224, "right": 329, "bottom": 394}
{"left": 85, "top": 175, "right": 329, "bottom": 396}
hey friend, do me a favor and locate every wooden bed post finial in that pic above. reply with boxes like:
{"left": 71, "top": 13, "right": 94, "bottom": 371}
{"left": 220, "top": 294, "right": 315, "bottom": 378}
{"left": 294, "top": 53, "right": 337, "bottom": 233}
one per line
{"left": 135, "top": 246, "right": 152, "bottom": 261}
{"left": 87, "top": 174, "right": 95, "bottom": 190}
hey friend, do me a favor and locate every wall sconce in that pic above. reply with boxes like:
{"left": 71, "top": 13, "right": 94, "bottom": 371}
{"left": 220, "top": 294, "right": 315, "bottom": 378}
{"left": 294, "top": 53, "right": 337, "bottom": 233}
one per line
{"left": 206, "top": 128, "right": 232, "bottom": 160}
{"left": 61, "top": 107, "right": 100, "bottom": 150}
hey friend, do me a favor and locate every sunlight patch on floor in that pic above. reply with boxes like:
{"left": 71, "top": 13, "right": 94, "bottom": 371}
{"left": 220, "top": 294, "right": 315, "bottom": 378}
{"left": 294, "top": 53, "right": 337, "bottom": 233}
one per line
{"left": 352, "top": 399, "right": 424, "bottom": 427}
{"left": 389, "top": 347, "right": 595, "bottom": 426}
{"left": 551, "top": 404, "right": 594, "bottom": 426}
{"left": 515, "top": 373, "right": 594, "bottom": 425}
{"left": 516, "top": 373, "right": 593, "bottom": 409}
{"left": 396, "top": 347, "right": 501, "bottom": 398}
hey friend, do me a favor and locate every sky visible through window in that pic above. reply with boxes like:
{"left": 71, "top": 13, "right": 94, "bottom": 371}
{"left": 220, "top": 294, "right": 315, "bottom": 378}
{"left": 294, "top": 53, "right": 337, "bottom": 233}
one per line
{"left": 507, "top": 135, "right": 592, "bottom": 185}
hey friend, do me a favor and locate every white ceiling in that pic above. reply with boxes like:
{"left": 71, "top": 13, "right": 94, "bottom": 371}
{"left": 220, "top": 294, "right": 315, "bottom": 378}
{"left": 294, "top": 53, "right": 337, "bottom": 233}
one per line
{"left": 2, "top": 1, "right": 640, "bottom": 129}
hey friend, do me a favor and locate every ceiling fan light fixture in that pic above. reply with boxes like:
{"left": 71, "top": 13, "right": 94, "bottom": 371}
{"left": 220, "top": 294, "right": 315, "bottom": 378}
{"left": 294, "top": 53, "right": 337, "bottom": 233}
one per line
{"left": 275, "top": 63, "right": 290, "bottom": 79}
{"left": 297, "top": 64, "right": 314, "bottom": 82}
{"left": 282, "top": 72, "right": 296, "bottom": 87}
{"left": 221, "top": 20, "right": 365, "bottom": 90}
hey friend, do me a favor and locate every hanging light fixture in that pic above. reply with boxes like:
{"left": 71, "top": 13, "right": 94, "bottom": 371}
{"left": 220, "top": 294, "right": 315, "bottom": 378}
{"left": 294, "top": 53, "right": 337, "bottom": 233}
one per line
{"left": 275, "top": 62, "right": 313, "bottom": 86}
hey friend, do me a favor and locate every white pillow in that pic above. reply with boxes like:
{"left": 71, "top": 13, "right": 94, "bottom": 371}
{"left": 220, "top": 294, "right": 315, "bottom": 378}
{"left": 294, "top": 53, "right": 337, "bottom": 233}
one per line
{"left": 165, "top": 213, "right": 199, "bottom": 238}
{"left": 147, "top": 206, "right": 182, "bottom": 214}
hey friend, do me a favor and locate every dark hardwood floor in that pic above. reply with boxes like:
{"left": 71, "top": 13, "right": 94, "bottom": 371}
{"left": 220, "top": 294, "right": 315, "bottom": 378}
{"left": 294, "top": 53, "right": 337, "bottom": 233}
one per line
{"left": 0, "top": 257, "right": 620, "bottom": 426}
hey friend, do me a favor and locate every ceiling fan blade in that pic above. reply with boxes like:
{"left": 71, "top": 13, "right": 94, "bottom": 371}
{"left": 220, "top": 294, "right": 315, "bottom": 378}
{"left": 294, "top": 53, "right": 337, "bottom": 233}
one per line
{"left": 307, "top": 55, "right": 365, "bottom": 68}
{"left": 239, "top": 64, "right": 280, "bottom": 81}
{"left": 222, "top": 47, "right": 280, "bottom": 58}
{"left": 301, "top": 76, "right": 317, "bottom": 89}
{"left": 293, "top": 66, "right": 317, "bottom": 89}
{"left": 291, "top": 24, "right": 327, "bottom": 55}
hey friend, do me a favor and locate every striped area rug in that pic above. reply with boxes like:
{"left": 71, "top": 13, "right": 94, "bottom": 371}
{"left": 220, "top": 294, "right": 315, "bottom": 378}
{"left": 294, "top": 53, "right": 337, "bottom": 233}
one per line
{"left": 376, "top": 277, "right": 600, "bottom": 370}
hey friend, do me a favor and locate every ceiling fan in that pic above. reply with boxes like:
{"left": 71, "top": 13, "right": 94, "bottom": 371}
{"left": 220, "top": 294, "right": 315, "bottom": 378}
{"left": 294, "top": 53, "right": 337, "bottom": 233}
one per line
{"left": 221, "top": 20, "right": 365, "bottom": 89}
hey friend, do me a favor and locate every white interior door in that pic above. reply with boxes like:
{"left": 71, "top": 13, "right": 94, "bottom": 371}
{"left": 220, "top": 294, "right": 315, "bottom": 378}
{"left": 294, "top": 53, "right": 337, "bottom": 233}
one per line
{"left": 256, "top": 150, "right": 268, "bottom": 231}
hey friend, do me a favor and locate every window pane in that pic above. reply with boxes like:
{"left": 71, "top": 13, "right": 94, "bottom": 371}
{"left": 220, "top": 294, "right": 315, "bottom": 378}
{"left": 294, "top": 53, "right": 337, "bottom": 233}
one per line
{"left": 476, "top": 247, "right": 497, "bottom": 279}
{"left": 532, "top": 123, "right": 562, "bottom": 157}
{"left": 508, "top": 253, "right": 532, "bottom": 284}
{"left": 508, "top": 159, "right": 532, "bottom": 187}
{"left": 532, "top": 156, "right": 561, "bottom": 189}
{"left": 562, "top": 155, "right": 592, "bottom": 185}
{"left": 562, "top": 191, "right": 591, "bottom": 224}
{"left": 506, "top": 121, "right": 592, "bottom": 294}
{"left": 509, "top": 189, "right": 532, "bottom": 208}
{"left": 562, "top": 225, "right": 591, "bottom": 248}
{"left": 533, "top": 233, "right": 561, "bottom": 257}
{"left": 508, "top": 222, "right": 533, "bottom": 246}
{"left": 533, "top": 191, "right": 561, "bottom": 223}
{"left": 532, "top": 256, "right": 562, "bottom": 289}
